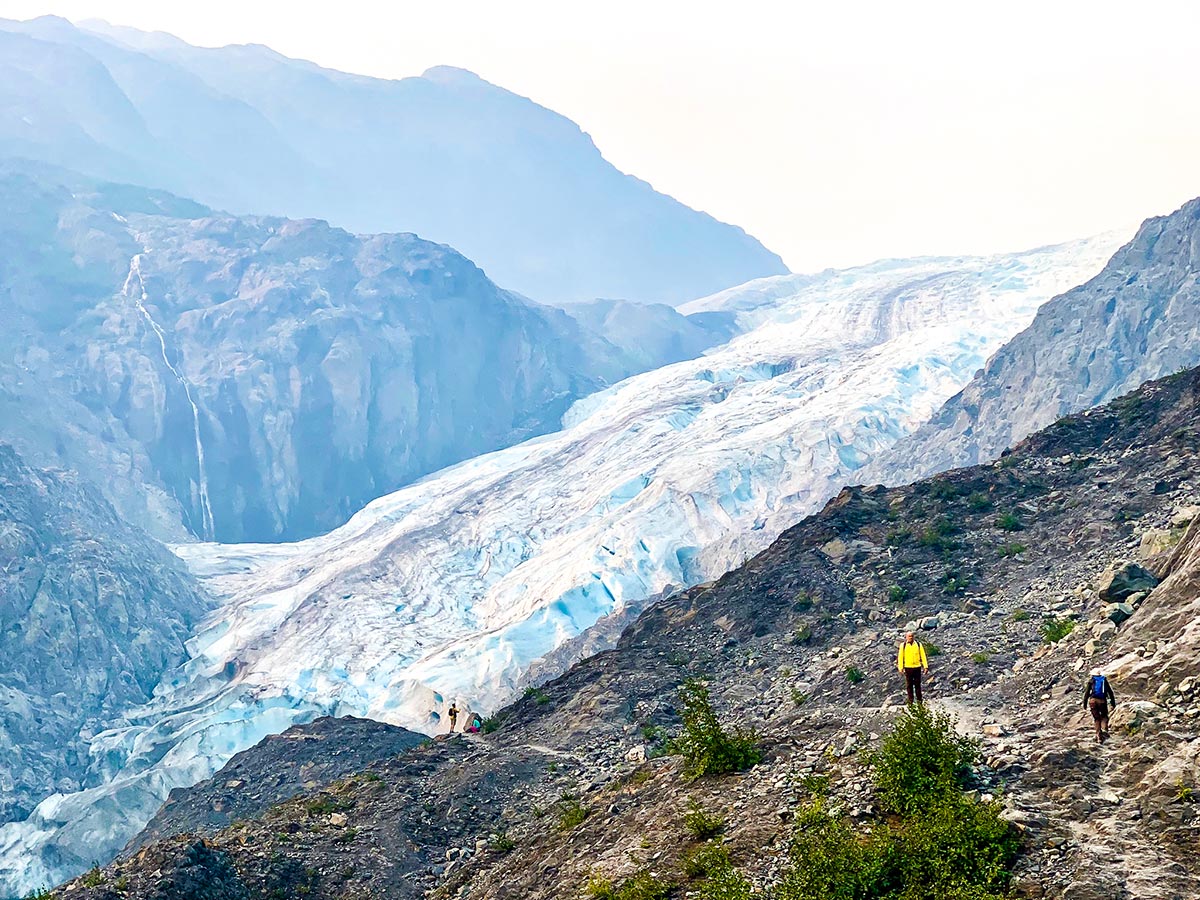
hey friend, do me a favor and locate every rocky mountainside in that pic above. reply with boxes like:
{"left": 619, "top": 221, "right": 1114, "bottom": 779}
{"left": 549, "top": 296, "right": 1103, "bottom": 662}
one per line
{"left": 0, "top": 164, "right": 716, "bottom": 544}
{"left": 0, "top": 444, "right": 208, "bottom": 830}
{"left": 53, "top": 367, "right": 1200, "bottom": 900}
{"left": 0, "top": 16, "right": 788, "bottom": 305}
{"left": 868, "top": 196, "right": 1200, "bottom": 487}
{"left": 0, "top": 231, "right": 1120, "bottom": 895}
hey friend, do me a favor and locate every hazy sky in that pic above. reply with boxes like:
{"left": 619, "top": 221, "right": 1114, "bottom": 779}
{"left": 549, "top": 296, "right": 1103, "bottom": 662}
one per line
{"left": 5, "top": 0, "right": 1200, "bottom": 271}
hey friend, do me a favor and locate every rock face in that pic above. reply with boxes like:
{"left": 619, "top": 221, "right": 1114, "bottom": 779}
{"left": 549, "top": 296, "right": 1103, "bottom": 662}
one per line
{"left": 0, "top": 16, "right": 788, "bottom": 305}
{"left": 0, "top": 164, "right": 711, "bottom": 542}
{"left": 51, "top": 369, "right": 1200, "bottom": 900}
{"left": 0, "top": 444, "right": 208, "bottom": 827}
{"left": 869, "top": 197, "right": 1200, "bottom": 486}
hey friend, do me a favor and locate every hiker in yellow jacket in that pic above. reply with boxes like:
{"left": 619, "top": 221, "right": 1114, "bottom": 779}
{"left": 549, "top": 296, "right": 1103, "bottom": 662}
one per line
{"left": 897, "top": 632, "right": 929, "bottom": 704}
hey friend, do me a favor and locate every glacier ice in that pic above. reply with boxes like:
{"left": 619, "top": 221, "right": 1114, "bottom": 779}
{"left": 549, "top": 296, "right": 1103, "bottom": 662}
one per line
{"left": 0, "top": 235, "right": 1123, "bottom": 894}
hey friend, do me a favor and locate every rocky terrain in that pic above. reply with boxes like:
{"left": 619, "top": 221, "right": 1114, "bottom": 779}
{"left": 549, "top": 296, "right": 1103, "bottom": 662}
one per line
{"left": 0, "top": 444, "right": 208, "bottom": 828}
{"left": 0, "top": 163, "right": 721, "bottom": 543}
{"left": 0, "top": 16, "right": 788, "bottom": 305}
{"left": 54, "top": 367, "right": 1200, "bottom": 899}
{"left": 869, "top": 195, "right": 1200, "bottom": 487}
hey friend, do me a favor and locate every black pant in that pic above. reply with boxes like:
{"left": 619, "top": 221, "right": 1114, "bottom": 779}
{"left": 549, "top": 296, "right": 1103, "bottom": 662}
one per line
{"left": 904, "top": 667, "right": 923, "bottom": 704}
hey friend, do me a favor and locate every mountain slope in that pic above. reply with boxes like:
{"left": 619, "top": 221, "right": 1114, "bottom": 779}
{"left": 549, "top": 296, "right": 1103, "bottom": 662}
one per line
{"left": 0, "top": 444, "right": 209, "bottom": 831}
{"left": 0, "top": 164, "right": 714, "bottom": 544}
{"left": 0, "top": 234, "right": 1119, "bottom": 893}
{"left": 0, "top": 16, "right": 788, "bottom": 304}
{"left": 868, "top": 196, "right": 1200, "bottom": 486}
{"left": 58, "top": 367, "right": 1200, "bottom": 900}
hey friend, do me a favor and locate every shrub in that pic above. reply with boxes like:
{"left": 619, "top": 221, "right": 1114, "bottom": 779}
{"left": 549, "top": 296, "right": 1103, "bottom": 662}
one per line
{"left": 966, "top": 492, "right": 992, "bottom": 511}
{"left": 885, "top": 526, "right": 912, "bottom": 547}
{"left": 774, "top": 799, "right": 888, "bottom": 900}
{"left": 923, "top": 641, "right": 942, "bottom": 657}
{"left": 918, "top": 517, "right": 959, "bottom": 550}
{"left": 26, "top": 890, "right": 59, "bottom": 900}
{"left": 696, "top": 864, "right": 754, "bottom": 900}
{"left": 790, "top": 687, "right": 809, "bottom": 706}
{"left": 523, "top": 687, "right": 550, "bottom": 705}
{"left": 794, "top": 589, "right": 815, "bottom": 610}
{"left": 887, "top": 585, "right": 908, "bottom": 603}
{"left": 669, "top": 680, "right": 762, "bottom": 779}
{"left": 81, "top": 868, "right": 105, "bottom": 888}
{"left": 793, "top": 624, "right": 813, "bottom": 644}
{"left": 941, "top": 571, "right": 969, "bottom": 595}
{"left": 892, "top": 793, "right": 1019, "bottom": 894}
{"left": 586, "top": 870, "right": 675, "bottom": 900}
{"left": 1008, "top": 609, "right": 1030, "bottom": 623}
{"left": 683, "top": 842, "right": 732, "bottom": 878}
{"left": 481, "top": 714, "right": 505, "bottom": 734}
{"left": 865, "top": 705, "right": 979, "bottom": 815}
{"left": 1039, "top": 617, "right": 1075, "bottom": 644}
{"left": 489, "top": 831, "right": 516, "bottom": 853}
{"left": 1175, "top": 781, "right": 1194, "bottom": 804}
{"left": 997, "top": 543, "right": 1026, "bottom": 558}
{"left": 557, "top": 795, "right": 589, "bottom": 830}
{"left": 994, "top": 512, "right": 1023, "bottom": 532}
{"left": 682, "top": 799, "right": 726, "bottom": 839}
{"left": 845, "top": 666, "right": 865, "bottom": 684}
{"left": 971, "top": 652, "right": 991, "bottom": 664}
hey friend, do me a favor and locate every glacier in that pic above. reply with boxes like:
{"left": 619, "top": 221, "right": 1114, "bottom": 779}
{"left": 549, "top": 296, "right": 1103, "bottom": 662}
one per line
{"left": 0, "top": 235, "right": 1123, "bottom": 894}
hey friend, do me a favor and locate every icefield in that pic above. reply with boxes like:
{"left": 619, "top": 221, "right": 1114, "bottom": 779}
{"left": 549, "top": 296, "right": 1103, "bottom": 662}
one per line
{"left": 0, "top": 234, "right": 1123, "bottom": 893}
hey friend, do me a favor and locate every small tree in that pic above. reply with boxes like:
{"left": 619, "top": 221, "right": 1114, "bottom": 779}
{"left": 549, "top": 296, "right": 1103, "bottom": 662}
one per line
{"left": 669, "top": 680, "right": 762, "bottom": 779}
{"left": 865, "top": 705, "right": 979, "bottom": 815}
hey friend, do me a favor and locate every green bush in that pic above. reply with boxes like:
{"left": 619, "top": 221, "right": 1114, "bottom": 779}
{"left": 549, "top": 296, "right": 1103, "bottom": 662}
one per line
{"left": 557, "top": 795, "right": 589, "bottom": 830}
{"left": 922, "top": 641, "right": 942, "bottom": 657}
{"left": 683, "top": 842, "right": 732, "bottom": 878}
{"left": 696, "top": 864, "right": 754, "bottom": 900}
{"left": 865, "top": 705, "right": 979, "bottom": 815}
{"left": 793, "top": 624, "right": 813, "bottom": 644}
{"left": 1039, "top": 617, "right": 1075, "bottom": 644}
{"left": 523, "top": 687, "right": 551, "bottom": 704}
{"left": 845, "top": 666, "right": 865, "bottom": 684}
{"left": 775, "top": 711, "right": 1016, "bottom": 900}
{"left": 966, "top": 492, "right": 992, "bottom": 511}
{"left": 669, "top": 680, "right": 762, "bottom": 779}
{"left": 790, "top": 687, "right": 809, "bottom": 706}
{"left": 1008, "top": 609, "right": 1030, "bottom": 622}
{"left": 481, "top": 713, "right": 505, "bottom": 733}
{"left": 994, "top": 512, "right": 1023, "bottom": 532}
{"left": 887, "top": 585, "right": 908, "bottom": 603}
{"left": 794, "top": 589, "right": 815, "bottom": 610}
{"left": 25, "top": 889, "right": 59, "bottom": 900}
{"left": 885, "top": 526, "right": 912, "bottom": 547}
{"left": 996, "top": 542, "right": 1026, "bottom": 558}
{"left": 586, "top": 870, "right": 676, "bottom": 900}
{"left": 971, "top": 652, "right": 991, "bottom": 664}
{"left": 918, "top": 517, "right": 959, "bottom": 550}
{"left": 775, "top": 800, "right": 888, "bottom": 900}
{"left": 489, "top": 831, "right": 516, "bottom": 854}
{"left": 682, "top": 799, "right": 726, "bottom": 839}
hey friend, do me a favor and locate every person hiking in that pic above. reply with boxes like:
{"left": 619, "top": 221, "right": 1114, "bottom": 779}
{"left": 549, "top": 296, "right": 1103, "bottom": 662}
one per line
{"left": 897, "top": 631, "right": 930, "bottom": 704}
{"left": 1082, "top": 668, "right": 1116, "bottom": 743}
{"left": 447, "top": 702, "right": 459, "bottom": 733}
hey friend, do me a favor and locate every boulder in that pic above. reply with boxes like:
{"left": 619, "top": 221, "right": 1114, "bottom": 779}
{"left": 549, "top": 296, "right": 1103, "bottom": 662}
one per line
{"left": 1103, "top": 602, "right": 1135, "bottom": 625}
{"left": 1091, "top": 621, "right": 1118, "bottom": 640}
{"left": 1171, "top": 505, "right": 1200, "bottom": 528}
{"left": 1097, "top": 563, "right": 1159, "bottom": 602}
{"left": 919, "top": 616, "right": 940, "bottom": 630}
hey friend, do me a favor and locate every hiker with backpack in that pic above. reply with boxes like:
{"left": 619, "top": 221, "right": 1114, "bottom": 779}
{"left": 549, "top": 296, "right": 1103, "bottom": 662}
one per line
{"left": 1082, "top": 669, "right": 1116, "bottom": 743}
{"left": 897, "top": 631, "right": 930, "bottom": 704}
{"left": 447, "top": 702, "right": 459, "bottom": 733}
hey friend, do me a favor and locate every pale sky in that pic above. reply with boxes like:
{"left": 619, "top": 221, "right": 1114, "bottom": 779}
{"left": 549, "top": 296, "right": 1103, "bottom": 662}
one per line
{"left": 4, "top": 0, "right": 1200, "bottom": 271}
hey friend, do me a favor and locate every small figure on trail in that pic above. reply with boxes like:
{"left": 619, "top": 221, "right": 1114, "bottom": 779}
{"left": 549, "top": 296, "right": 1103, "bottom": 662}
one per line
{"left": 447, "top": 702, "right": 459, "bottom": 733}
{"left": 1082, "top": 668, "right": 1116, "bottom": 743}
{"left": 465, "top": 713, "right": 483, "bottom": 734}
{"left": 897, "top": 631, "right": 930, "bottom": 705}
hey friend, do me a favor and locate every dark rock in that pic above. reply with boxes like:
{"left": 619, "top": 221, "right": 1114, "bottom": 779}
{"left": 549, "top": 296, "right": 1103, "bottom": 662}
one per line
{"left": 1098, "top": 563, "right": 1159, "bottom": 602}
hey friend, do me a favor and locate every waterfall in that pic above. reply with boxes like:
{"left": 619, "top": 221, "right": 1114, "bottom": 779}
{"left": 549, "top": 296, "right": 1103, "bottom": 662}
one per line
{"left": 122, "top": 254, "right": 216, "bottom": 540}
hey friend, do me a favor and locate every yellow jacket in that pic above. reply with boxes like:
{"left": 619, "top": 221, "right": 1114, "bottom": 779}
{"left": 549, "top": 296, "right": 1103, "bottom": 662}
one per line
{"left": 897, "top": 641, "right": 929, "bottom": 671}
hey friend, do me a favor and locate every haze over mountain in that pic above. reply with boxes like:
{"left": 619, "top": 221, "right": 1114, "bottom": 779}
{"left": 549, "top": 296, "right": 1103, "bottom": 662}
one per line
{"left": 0, "top": 15, "right": 788, "bottom": 305}
{"left": 0, "top": 231, "right": 1121, "bottom": 893}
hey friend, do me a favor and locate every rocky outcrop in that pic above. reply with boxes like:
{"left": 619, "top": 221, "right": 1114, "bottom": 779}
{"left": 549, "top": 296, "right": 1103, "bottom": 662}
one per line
{"left": 0, "top": 165, "right": 718, "bottom": 542}
{"left": 0, "top": 444, "right": 208, "bottom": 826}
{"left": 868, "top": 197, "right": 1200, "bottom": 487}
{"left": 56, "top": 368, "right": 1200, "bottom": 900}
{"left": 0, "top": 17, "right": 788, "bottom": 305}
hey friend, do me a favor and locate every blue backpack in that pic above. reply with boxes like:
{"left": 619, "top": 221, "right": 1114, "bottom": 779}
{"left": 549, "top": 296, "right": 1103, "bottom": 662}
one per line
{"left": 1090, "top": 675, "right": 1107, "bottom": 699}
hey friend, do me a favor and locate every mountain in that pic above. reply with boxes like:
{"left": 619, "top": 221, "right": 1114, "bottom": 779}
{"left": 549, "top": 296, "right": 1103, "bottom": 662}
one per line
{"left": 0, "top": 163, "right": 726, "bottom": 544}
{"left": 56, "top": 366, "right": 1200, "bottom": 900}
{"left": 0, "top": 16, "right": 788, "bottom": 305}
{"left": 0, "top": 443, "right": 209, "bottom": 832}
{"left": 867, "top": 197, "right": 1200, "bottom": 486}
{"left": 0, "top": 233, "right": 1119, "bottom": 893}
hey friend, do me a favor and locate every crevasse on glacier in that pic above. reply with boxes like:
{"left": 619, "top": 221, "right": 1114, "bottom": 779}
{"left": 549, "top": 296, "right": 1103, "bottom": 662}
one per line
{"left": 0, "top": 234, "right": 1123, "bottom": 895}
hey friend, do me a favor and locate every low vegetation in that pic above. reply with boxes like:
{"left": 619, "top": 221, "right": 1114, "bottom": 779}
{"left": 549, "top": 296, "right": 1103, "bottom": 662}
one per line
{"left": 586, "top": 870, "right": 676, "bottom": 900}
{"left": 682, "top": 799, "right": 726, "bottom": 839}
{"left": 669, "top": 680, "right": 762, "bottom": 779}
{"left": 1039, "top": 617, "right": 1076, "bottom": 644}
